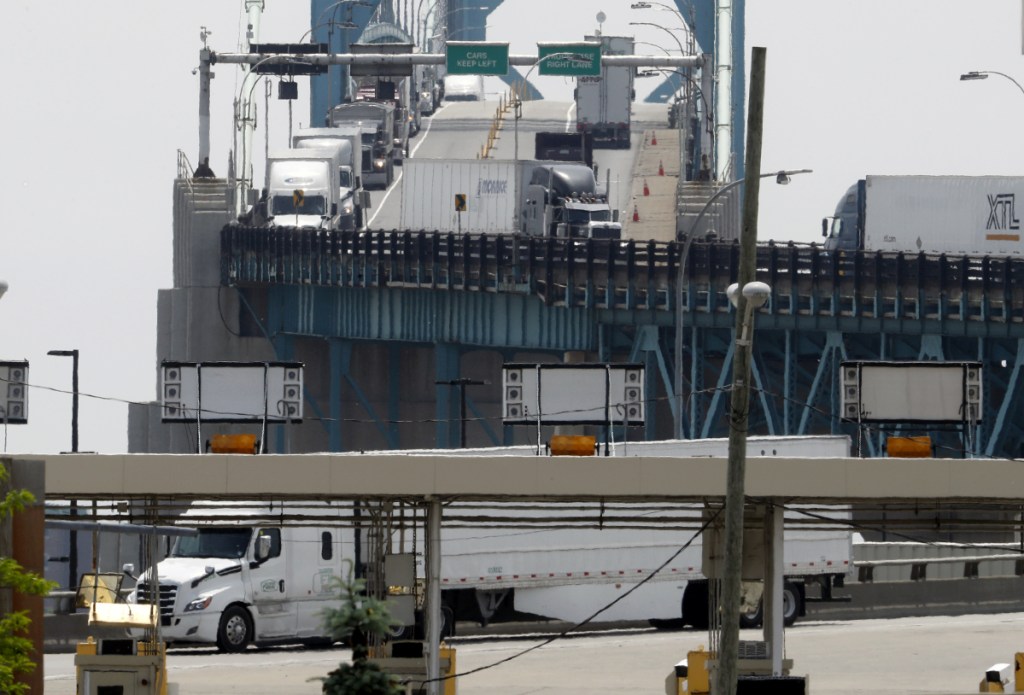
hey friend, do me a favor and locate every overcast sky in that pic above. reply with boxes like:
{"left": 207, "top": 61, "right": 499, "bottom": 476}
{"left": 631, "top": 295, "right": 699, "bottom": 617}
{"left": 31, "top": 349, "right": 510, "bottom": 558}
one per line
{"left": 2, "top": 0, "right": 1022, "bottom": 454}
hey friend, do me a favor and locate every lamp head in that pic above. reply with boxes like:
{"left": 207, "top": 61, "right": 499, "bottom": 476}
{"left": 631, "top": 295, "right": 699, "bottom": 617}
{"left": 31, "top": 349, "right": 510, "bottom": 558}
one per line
{"left": 0, "top": 280, "right": 7, "bottom": 300}
{"left": 742, "top": 281, "right": 772, "bottom": 308}
{"left": 776, "top": 171, "right": 791, "bottom": 185}
{"left": 47, "top": 350, "right": 77, "bottom": 357}
{"left": 726, "top": 282, "right": 740, "bottom": 308}
{"left": 960, "top": 71, "right": 988, "bottom": 81}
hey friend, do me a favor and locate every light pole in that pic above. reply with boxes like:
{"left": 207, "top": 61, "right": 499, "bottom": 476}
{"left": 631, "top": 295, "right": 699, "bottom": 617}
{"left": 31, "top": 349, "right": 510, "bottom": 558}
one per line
{"left": 628, "top": 21, "right": 687, "bottom": 59}
{"left": 959, "top": 70, "right": 1024, "bottom": 98}
{"left": 48, "top": 348, "right": 79, "bottom": 593}
{"left": 672, "top": 169, "right": 810, "bottom": 439}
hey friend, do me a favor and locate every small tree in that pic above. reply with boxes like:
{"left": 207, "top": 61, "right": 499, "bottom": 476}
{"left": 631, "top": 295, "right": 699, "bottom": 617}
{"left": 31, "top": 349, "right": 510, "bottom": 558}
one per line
{"left": 0, "top": 467, "right": 55, "bottom": 695}
{"left": 317, "top": 572, "right": 403, "bottom": 695}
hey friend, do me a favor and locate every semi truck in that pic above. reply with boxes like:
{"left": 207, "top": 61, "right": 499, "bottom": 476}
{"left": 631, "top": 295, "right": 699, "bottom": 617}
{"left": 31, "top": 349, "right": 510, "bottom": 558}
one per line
{"left": 292, "top": 127, "right": 369, "bottom": 230}
{"left": 124, "top": 436, "right": 851, "bottom": 651}
{"left": 329, "top": 101, "right": 395, "bottom": 189}
{"left": 400, "top": 158, "right": 621, "bottom": 239}
{"left": 823, "top": 175, "right": 1024, "bottom": 256}
{"left": 575, "top": 35, "right": 634, "bottom": 149}
{"left": 534, "top": 131, "right": 594, "bottom": 167}
{"left": 263, "top": 147, "right": 342, "bottom": 230}
{"left": 127, "top": 504, "right": 350, "bottom": 652}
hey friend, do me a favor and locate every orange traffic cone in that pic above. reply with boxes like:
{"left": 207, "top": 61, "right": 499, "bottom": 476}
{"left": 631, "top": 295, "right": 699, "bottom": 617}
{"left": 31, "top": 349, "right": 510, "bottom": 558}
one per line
{"left": 658, "top": 160, "right": 665, "bottom": 176}
{"left": 651, "top": 131, "right": 658, "bottom": 146}
{"left": 643, "top": 179, "right": 650, "bottom": 196}
{"left": 632, "top": 205, "right": 640, "bottom": 222}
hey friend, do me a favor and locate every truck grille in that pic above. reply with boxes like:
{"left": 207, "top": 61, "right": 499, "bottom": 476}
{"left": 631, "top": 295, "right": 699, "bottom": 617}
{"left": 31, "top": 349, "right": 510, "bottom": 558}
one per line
{"left": 135, "top": 581, "right": 178, "bottom": 619}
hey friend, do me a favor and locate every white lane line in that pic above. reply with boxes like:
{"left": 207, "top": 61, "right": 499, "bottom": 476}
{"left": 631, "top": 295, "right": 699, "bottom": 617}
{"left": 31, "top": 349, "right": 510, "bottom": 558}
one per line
{"left": 367, "top": 111, "right": 438, "bottom": 228}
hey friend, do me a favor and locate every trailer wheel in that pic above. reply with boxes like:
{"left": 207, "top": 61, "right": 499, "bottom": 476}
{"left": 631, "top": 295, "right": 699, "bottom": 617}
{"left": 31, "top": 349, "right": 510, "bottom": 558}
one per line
{"left": 737, "top": 582, "right": 802, "bottom": 628}
{"left": 216, "top": 605, "right": 252, "bottom": 652}
{"left": 739, "top": 600, "right": 763, "bottom": 629}
{"left": 441, "top": 605, "right": 455, "bottom": 638}
{"left": 782, "top": 581, "right": 801, "bottom": 627}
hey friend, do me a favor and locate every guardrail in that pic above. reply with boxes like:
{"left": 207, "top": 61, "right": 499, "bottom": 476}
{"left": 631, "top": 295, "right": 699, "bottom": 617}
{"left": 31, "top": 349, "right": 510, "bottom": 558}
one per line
{"left": 853, "top": 542, "right": 1024, "bottom": 583}
{"left": 221, "top": 227, "right": 1024, "bottom": 327}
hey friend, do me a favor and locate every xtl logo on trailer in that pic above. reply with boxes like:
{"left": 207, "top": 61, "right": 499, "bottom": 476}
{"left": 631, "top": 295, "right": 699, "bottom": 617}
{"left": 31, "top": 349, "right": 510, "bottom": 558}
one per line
{"left": 986, "top": 193, "right": 1020, "bottom": 230}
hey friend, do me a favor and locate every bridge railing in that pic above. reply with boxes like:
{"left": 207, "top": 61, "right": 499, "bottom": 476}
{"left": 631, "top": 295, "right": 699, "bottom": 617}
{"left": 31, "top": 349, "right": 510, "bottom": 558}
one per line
{"left": 221, "top": 226, "right": 1024, "bottom": 325}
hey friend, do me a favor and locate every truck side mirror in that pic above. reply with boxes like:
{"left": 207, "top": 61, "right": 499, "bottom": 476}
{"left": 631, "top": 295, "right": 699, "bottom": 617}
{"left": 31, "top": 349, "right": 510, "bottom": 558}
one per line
{"left": 331, "top": 202, "right": 338, "bottom": 216}
{"left": 822, "top": 218, "right": 829, "bottom": 237}
{"left": 613, "top": 210, "right": 620, "bottom": 222}
{"left": 255, "top": 533, "right": 272, "bottom": 562}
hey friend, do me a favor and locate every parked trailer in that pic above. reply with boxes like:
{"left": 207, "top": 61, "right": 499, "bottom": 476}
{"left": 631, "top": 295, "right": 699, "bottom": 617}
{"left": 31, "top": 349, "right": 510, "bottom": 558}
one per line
{"left": 824, "top": 175, "right": 1024, "bottom": 255}
{"left": 385, "top": 435, "right": 853, "bottom": 630}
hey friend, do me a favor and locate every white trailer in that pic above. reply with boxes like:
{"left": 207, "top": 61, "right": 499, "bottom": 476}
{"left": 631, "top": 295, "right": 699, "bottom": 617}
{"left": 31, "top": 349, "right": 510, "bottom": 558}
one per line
{"left": 386, "top": 435, "right": 854, "bottom": 629}
{"left": 825, "top": 175, "right": 1024, "bottom": 255}
{"left": 575, "top": 35, "right": 634, "bottom": 149}
{"left": 400, "top": 159, "right": 530, "bottom": 233}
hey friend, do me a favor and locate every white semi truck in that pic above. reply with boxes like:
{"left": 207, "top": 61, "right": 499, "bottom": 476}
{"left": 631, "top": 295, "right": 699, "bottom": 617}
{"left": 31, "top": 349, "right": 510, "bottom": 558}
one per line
{"left": 824, "top": 175, "right": 1024, "bottom": 255}
{"left": 264, "top": 147, "right": 343, "bottom": 230}
{"left": 400, "top": 158, "right": 621, "bottom": 239}
{"left": 128, "top": 504, "right": 351, "bottom": 651}
{"left": 329, "top": 101, "right": 396, "bottom": 189}
{"left": 575, "top": 35, "right": 634, "bottom": 149}
{"left": 125, "top": 436, "right": 851, "bottom": 650}
{"left": 292, "top": 127, "right": 369, "bottom": 231}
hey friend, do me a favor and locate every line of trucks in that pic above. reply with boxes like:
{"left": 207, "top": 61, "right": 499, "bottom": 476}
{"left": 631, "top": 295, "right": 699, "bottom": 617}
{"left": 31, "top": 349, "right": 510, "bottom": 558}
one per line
{"left": 824, "top": 175, "right": 1024, "bottom": 256}
{"left": 123, "top": 436, "right": 852, "bottom": 651}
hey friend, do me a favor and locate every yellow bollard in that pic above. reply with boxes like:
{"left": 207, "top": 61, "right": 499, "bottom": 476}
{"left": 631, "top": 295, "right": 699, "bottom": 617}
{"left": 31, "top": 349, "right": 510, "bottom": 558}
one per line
{"left": 1015, "top": 653, "right": 1024, "bottom": 692}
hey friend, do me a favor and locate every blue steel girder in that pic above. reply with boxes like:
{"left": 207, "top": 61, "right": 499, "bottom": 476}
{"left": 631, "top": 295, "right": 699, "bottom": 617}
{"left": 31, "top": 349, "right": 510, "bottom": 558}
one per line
{"left": 228, "top": 232, "right": 1024, "bottom": 457}
{"left": 310, "top": 0, "right": 382, "bottom": 122}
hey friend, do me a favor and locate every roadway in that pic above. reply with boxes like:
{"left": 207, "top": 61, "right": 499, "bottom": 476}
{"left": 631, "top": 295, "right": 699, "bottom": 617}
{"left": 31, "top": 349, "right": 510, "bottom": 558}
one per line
{"left": 365, "top": 98, "right": 671, "bottom": 233}
{"left": 43, "top": 612, "right": 1023, "bottom": 694}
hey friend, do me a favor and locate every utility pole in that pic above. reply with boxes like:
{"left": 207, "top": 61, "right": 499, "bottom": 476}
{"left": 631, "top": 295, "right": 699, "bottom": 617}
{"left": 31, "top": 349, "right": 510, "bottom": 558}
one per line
{"left": 714, "top": 45, "right": 766, "bottom": 695}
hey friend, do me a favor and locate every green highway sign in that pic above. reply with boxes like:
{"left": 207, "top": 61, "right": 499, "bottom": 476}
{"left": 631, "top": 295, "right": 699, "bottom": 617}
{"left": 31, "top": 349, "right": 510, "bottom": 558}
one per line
{"left": 446, "top": 41, "right": 510, "bottom": 76}
{"left": 537, "top": 42, "right": 601, "bottom": 77}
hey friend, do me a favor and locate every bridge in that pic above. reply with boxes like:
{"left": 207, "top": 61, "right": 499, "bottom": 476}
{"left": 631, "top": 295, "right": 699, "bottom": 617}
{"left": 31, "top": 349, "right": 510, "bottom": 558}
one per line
{"left": 128, "top": 3, "right": 1024, "bottom": 461}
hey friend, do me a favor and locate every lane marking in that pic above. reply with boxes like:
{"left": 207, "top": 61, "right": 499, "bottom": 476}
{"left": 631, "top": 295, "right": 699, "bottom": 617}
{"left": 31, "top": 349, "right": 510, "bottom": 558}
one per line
{"left": 367, "top": 110, "right": 438, "bottom": 228}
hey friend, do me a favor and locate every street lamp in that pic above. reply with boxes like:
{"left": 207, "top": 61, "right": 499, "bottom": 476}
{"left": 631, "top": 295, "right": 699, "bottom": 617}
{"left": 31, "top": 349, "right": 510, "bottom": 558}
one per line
{"left": 514, "top": 52, "right": 585, "bottom": 161}
{"left": 629, "top": 21, "right": 687, "bottom": 58}
{"left": 959, "top": 70, "right": 1024, "bottom": 99}
{"left": 672, "top": 169, "right": 810, "bottom": 439}
{"left": 48, "top": 348, "right": 79, "bottom": 594}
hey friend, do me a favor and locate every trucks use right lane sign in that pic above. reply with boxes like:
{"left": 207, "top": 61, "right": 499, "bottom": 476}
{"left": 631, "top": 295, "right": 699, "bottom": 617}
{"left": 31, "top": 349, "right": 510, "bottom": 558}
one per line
{"left": 537, "top": 42, "right": 602, "bottom": 77}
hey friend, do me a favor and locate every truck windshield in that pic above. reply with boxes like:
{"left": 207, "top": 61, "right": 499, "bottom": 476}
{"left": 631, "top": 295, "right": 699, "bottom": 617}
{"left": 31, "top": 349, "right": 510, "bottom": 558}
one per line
{"left": 171, "top": 528, "right": 252, "bottom": 559}
{"left": 271, "top": 195, "right": 326, "bottom": 216}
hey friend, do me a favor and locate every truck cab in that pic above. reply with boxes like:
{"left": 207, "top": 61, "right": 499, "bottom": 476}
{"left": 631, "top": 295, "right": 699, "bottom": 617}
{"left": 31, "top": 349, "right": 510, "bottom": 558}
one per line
{"left": 522, "top": 164, "right": 621, "bottom": 239}
{"left": 265, "top": 148, "right": 341, "bottom": 230}
{"left": 128, "top": 517, "right": 346, "bottom": 651}
{"left": 822, "top": 179, "right": 866, "bottom": 252}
